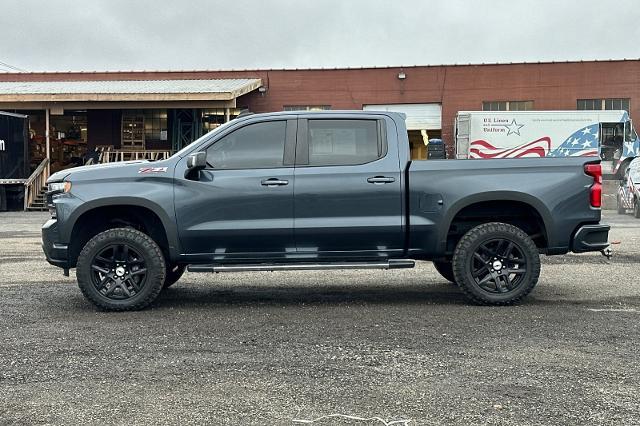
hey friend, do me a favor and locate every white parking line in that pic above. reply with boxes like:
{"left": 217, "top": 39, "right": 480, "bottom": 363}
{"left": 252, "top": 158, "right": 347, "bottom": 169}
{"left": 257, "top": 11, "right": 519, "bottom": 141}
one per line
{"left": 587, "top": 308, "right": 638, "bottom": 312}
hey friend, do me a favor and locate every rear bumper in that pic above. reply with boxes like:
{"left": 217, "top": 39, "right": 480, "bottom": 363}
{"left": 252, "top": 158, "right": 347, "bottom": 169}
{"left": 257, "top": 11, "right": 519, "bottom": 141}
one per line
{"left": 42, "top": 219, "right": 70, "bottom": 269}
{"left": 571, "top": 224, "right": 610, "bottom": 253}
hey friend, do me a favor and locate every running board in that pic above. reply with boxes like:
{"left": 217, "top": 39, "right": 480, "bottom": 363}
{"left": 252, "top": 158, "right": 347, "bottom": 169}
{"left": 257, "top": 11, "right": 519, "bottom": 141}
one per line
{"left": 187, "top": 259, "right": 415, "bottom": 273}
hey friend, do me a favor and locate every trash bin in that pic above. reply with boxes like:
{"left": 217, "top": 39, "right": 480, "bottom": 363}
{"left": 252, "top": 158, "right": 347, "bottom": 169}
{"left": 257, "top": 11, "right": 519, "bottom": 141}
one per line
{"left": 427, "top": 138, "right": 446, "bottom": 159}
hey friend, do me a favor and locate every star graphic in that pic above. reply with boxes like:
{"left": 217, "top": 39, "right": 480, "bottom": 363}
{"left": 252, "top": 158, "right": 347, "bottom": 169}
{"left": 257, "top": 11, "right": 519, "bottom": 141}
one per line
{"left": 581, "top": 127, "right": 592, "bottom": 135}
{"left": 504, "top": 119, "right": 525, "bottom": 136}
{"left": 570, "top": 138, "right": 580, "bottom": 146}
{"left": 582, "top": 140, "right": 592, "bottom": 148}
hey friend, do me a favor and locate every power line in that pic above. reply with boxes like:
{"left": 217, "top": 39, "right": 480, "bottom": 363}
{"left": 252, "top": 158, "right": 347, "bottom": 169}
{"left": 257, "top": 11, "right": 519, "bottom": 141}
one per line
{"left": 0, "top": 60, "right": 26, "bottom": 72}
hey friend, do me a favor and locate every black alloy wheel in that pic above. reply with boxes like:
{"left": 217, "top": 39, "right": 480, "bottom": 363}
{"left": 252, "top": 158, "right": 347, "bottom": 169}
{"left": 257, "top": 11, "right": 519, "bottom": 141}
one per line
{"left": 90, "top": 244, "right": 148, "bottom": 300}
{"left": 469, "top": 239, "right": 527, "bottom": 294}
{"left": 76, "top": 228, "right": 166, "bottom": 311}
{"left": 452, "top": 222, "right": 540, "bottom": 305}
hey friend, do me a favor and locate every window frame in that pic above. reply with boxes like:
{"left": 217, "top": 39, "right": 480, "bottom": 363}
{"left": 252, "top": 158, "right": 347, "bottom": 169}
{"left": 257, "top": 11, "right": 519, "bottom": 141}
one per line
{"left": 482, "top": 100, "right": 533, "bottom": 111}
{"left": 295, "top": 118, "right": 387, "bottom": 168}
{"left": 202, "top": 118, "right": 296, "bottom": 171}
{"left": 577, "top": 98, "right": 630, "bottom": 112}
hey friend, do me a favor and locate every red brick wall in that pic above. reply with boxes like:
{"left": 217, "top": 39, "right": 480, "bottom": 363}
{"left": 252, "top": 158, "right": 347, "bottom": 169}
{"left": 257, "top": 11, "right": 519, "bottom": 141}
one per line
{"left": 2, "top": 60, "right": 639, "bottom": 154}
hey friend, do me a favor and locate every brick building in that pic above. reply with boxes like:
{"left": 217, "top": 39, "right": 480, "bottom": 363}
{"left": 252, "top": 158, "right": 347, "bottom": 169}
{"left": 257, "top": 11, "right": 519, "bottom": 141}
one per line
{"left": 0, "top": 59, "right": 638, "bottom": 171}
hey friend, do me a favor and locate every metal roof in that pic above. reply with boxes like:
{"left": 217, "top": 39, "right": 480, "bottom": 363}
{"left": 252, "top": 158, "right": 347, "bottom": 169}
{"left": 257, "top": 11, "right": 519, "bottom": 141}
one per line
{"left": 0, "top": 78, "right": 262, "bottom": 102}
{"left": 0, "top": 58, "right": 637, "bottom": 75}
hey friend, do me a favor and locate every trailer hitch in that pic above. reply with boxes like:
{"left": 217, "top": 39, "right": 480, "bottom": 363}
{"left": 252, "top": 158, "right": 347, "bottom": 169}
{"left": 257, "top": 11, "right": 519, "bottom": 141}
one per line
{"left": 600, "top": 248, "right": 612, "bottom": 260}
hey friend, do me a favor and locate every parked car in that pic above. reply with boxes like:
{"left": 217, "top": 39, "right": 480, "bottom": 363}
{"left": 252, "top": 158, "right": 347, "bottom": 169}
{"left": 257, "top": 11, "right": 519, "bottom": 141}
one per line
{"left": 43, "top": 111, "right": 610, "bottom": 311}
{"left": 617, "top": 157, "right": 640, "bottom": 217}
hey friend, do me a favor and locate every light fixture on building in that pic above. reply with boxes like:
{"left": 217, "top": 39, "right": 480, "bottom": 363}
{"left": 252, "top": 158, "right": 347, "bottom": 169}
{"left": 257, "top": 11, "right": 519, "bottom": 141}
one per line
{"left": 258, "top": 86, "right": 267, "bottom": 95}
{"left": 398, "top": 71, "right": 406, "bottom": 80}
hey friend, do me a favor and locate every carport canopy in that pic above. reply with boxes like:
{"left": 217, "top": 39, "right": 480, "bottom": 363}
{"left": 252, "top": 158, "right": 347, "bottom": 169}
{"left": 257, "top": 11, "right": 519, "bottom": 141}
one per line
{"left": 0, "top": 78, "right": 262, "bottom": 109}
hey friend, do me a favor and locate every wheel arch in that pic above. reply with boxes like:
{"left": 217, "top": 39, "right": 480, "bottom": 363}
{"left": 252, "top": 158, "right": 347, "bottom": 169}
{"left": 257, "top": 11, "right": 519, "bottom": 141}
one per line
{"left": 440, "top": 191, "right": 552, "bottom": 254}
{"left": 66, "top": 197, "right": 179, "bottom": 268}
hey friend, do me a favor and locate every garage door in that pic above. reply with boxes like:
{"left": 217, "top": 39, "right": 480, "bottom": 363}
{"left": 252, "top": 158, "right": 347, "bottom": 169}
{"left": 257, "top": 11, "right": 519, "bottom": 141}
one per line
{"left": 363, "top": 103, "right": 441, "bottom": 130}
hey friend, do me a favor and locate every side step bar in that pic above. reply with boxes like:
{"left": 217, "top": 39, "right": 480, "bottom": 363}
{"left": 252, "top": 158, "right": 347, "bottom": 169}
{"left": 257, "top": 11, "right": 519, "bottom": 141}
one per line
{"left": 187, "top": 259, "right": 415, "bottom": 273}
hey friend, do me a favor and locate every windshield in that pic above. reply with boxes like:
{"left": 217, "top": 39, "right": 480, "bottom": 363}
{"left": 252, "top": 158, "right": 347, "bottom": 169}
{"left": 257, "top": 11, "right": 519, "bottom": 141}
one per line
{"left": 170, "top": 119, "right": 237, "bottom": 158}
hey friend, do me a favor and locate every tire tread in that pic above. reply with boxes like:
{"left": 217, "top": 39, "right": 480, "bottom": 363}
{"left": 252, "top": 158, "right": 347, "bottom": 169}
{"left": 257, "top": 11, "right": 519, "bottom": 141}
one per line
{"left": 76, "top": 228, "right": 165, "bottom": 311}
{"left": 452, "top": 222, "right": 540, "bottom": 306}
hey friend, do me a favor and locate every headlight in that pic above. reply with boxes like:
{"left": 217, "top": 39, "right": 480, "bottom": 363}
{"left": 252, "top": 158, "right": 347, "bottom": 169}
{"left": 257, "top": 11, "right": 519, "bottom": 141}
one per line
{"left": 48, "top": 181, "right": 72, "bottom": 193}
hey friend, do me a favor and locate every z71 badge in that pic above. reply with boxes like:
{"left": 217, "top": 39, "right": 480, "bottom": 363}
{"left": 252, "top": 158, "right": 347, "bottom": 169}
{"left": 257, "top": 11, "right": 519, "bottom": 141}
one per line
{"left": 138, "top": 167, "right": 168, "bottom": 174}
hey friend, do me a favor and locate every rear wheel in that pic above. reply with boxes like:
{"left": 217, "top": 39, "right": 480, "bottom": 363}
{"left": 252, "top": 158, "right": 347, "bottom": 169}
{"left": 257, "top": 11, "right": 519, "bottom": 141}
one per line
{"left": 433, "top": 261, "right": 456, "bottom": 283}
{"left": 452, "top": 222, "right": 540, "bottom": 305}
{"left": 76, "top": 228, "right": 166, "bottom": 311}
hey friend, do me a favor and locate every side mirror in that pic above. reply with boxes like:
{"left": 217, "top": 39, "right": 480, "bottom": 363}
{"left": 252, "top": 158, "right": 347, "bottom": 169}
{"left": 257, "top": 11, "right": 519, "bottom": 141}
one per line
{"left": 186, "top": 151, "right": 207, "bottom": 171}
{"left": 185, "top": 151, "right": 207, "bottom": 179}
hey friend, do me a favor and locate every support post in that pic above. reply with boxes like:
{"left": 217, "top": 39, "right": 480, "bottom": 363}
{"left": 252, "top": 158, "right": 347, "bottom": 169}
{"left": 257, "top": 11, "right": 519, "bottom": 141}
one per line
{"left": 224, "top": 107, "right": 230, "bottom": 123}
{"left": 45, "top": 108, "right": 50, "bottom": 161}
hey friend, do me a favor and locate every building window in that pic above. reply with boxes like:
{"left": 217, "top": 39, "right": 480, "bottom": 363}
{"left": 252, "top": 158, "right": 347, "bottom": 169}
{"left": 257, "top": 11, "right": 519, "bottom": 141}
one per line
{"left": 143, "top": 109, "right": 168, "bottom": 143}
{"left": 482, "top": 101, "right": 533, "bottom": 111}
{"left": 577, "top": 98, "right": 630, "bottom": 112}
{"left": 122, "top": 112, "right": 145, "bottom": 149}
{"left": 283, "top": 105, "right": 331, "bottom": 111}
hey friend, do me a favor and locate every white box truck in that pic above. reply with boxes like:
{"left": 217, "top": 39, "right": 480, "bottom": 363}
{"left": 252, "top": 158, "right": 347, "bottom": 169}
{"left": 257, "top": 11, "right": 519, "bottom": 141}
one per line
{"left": 455, "top": 110, "right": 638, "bottom": 175}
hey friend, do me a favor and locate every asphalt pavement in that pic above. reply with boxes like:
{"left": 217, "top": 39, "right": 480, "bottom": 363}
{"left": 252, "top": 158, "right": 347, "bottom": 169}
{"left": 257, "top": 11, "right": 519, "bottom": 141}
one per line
{"left": 0, "top": 211, "right": 638, "bottom": 425}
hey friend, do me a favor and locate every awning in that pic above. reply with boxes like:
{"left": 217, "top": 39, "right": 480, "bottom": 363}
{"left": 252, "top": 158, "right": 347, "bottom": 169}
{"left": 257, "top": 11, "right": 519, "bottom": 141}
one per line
{"left": 0, "top": 78, "right": 262, "bottom": 103}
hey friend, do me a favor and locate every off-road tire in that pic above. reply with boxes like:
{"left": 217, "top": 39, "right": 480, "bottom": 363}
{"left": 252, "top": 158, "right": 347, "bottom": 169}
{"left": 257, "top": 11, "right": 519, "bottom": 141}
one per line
{"left": 433, "top": 261, "right": 456, "bottom": 283}
{"left": 452, "top": 222, "right": 540, "bottom": 305}
{"left": 163, "top": 264, "right": 186, "bottom": 288}
{"left": 76, "top": 228, "right": 166, "bottom": 311}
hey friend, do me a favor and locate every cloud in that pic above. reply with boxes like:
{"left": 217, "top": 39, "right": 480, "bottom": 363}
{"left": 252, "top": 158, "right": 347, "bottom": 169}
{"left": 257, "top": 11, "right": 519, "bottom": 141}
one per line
{"left": 1, "top": 0, "right": 639, "bottom": 72}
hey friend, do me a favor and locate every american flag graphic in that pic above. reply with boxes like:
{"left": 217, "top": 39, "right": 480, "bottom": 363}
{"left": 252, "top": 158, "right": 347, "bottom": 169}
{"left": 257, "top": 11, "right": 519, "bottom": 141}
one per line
{"left": 547, "top": 124, "right": 599, "bottom": 157}
{"left": 470, "top": 124, "right": 600, "bottom": 159}
{"left": 469, "top": 137, "right": 551, "bottom": 158}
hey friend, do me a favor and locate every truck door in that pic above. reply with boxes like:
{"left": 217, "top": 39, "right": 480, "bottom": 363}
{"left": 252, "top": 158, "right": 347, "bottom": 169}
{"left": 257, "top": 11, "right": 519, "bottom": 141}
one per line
{"left": 174, "top": 117, "right": 297, "bottom": 260}
{"left": 293, "top": 115, "right": 404, "bottom": 258}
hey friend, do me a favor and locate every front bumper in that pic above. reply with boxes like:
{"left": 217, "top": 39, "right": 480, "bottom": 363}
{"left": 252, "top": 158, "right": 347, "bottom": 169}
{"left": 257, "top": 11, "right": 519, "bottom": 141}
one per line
{"left": 42, "top": 219, "right": 70, "bottom": 269}
{"left": 571, "top": 224, "right": 610, "bottom": 253}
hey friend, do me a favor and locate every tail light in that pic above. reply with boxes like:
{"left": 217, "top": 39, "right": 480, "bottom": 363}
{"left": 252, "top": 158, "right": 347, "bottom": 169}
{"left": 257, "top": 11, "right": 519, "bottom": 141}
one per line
{"left": 584, "top": 163, "right": 602, "bottom": 208}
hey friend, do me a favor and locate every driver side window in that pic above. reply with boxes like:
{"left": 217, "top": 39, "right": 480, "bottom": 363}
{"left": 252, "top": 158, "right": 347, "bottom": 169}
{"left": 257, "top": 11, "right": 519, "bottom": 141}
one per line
{"left": 206, "top": 121, "right": 287, "bottom": 169}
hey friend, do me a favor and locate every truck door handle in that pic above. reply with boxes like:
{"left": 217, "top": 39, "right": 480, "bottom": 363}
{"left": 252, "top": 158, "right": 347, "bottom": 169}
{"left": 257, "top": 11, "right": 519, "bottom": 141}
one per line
{"left": 261, "top": 178, "right": 289, "bottom": 186}
{"left": 367, "top": 176, "right": 396, "bottom": 184}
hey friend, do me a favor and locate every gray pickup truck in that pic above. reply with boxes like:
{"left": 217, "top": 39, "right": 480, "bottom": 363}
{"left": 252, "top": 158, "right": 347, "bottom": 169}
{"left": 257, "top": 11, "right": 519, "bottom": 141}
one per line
{"left": 42, "top": 111, "right": 610, "bottom": 311}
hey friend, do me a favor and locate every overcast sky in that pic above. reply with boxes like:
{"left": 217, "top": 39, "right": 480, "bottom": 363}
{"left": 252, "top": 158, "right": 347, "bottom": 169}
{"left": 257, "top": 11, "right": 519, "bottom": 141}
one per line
{"left": 1, "top": 0, "right": 639, "bottom": 72}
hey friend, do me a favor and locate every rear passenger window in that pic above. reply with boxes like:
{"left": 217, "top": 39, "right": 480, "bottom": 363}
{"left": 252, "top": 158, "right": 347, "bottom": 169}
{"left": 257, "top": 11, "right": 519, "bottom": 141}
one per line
{"left": 307, "top": 119, "right": 383, "bottom": 166}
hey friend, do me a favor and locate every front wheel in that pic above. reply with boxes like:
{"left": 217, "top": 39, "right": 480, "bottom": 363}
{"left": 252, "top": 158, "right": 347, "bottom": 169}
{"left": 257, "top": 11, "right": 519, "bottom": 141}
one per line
{"left": 452, "top": 222, "right": 540, "bottom": 305}
{"left": 76, "top": 228, "right": 166, "bottom": 311}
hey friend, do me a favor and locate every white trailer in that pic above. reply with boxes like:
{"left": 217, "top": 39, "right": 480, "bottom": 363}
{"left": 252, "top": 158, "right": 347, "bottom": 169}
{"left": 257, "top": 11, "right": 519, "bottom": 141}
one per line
{"left": 455, "top": 110, "right": 637, "bottom": 174}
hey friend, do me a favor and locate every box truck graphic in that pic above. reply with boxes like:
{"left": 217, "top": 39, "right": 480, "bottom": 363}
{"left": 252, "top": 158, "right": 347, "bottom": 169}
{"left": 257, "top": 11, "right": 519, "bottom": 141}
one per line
{"left": 455, "top": 111, "right": 637, "bottom": 174}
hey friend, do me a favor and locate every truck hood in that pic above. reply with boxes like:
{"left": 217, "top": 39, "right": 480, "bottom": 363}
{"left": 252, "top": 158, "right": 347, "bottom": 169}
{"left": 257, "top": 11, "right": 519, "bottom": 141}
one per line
{"left": 47, "top": 160, "right": 150, "bottom": 183}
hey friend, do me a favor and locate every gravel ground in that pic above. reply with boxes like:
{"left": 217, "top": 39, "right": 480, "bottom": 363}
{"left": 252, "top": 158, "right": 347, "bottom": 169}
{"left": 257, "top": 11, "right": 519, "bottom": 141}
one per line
{"left": 0, "top": 211, "right": 638, "bottom": 425}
